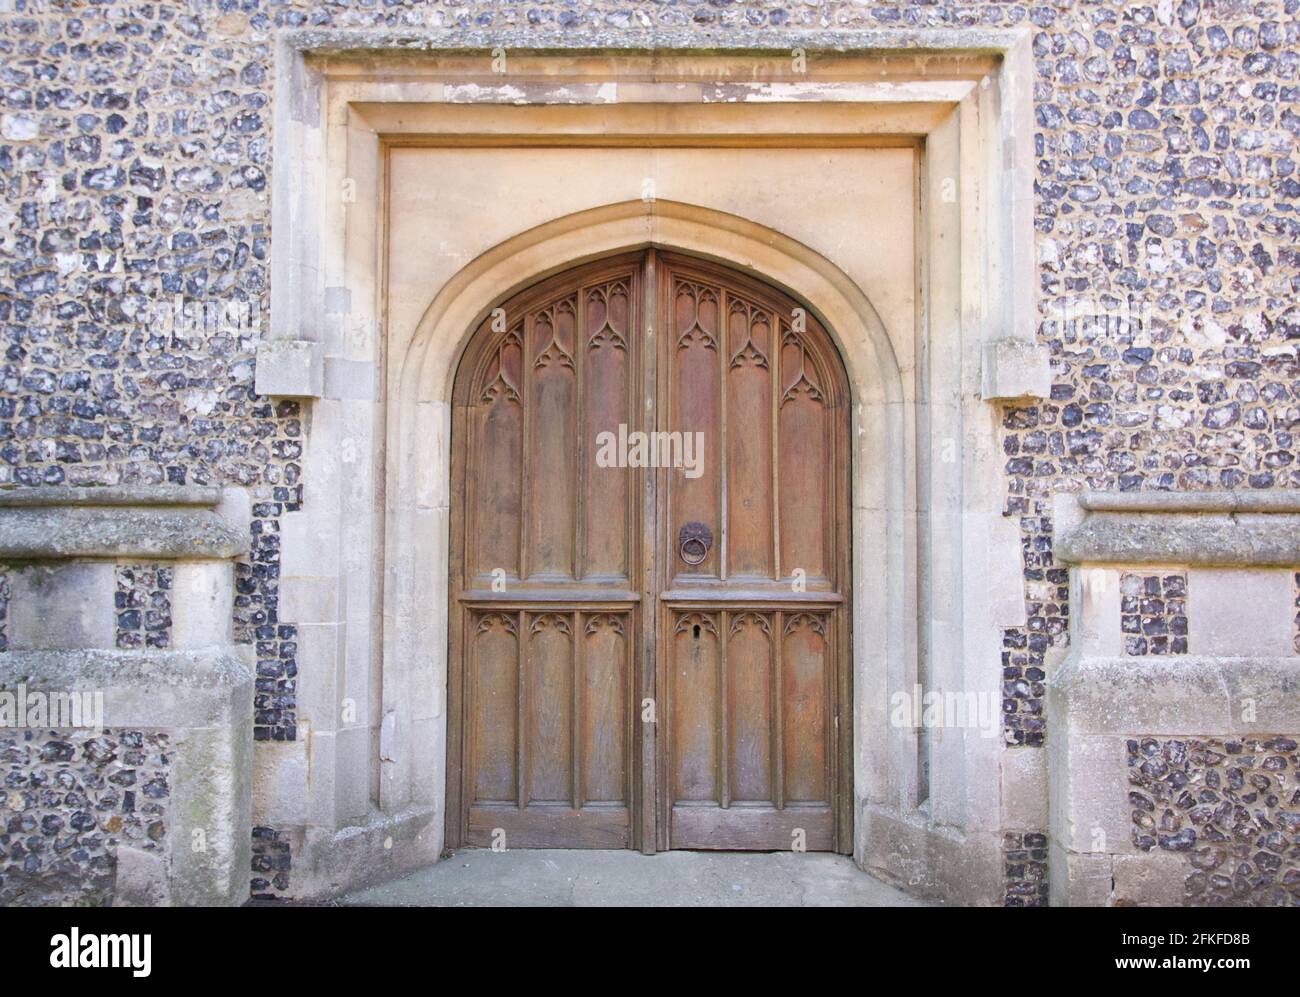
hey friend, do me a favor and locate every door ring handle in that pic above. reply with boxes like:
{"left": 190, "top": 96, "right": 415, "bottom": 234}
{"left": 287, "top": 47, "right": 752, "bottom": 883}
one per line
{"left": 678, "top": 522, "right": 713, "bottom": 565}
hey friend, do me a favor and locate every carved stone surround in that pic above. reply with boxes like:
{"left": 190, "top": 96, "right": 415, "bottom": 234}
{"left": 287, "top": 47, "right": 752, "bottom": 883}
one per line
{"left": 251, "top": 30, "right": 1043, "bottom": 904}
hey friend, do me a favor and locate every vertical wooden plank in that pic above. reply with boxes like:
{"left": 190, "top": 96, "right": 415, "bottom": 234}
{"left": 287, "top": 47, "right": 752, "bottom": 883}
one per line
{"left": 573, "top": 610, "right": 583, "bottom": 810}
{"left": 527, "top": 612, "right": 574, "bottom": 803}
{"left": 718, "top": 290, "right": 728, "bottom": 583}
{"left": 782, "top": 613, "right": 829, "bottom": 803}
{"left": 728, "top": 612, "right": 773, "bottom": 803}
{"left": 584, "top": 280, "right": 631, "bottom": 579}
{"left": 470, "top": 612, "right": 519, "bottom": 804}
{"left": 520, "top": 315, "right": 533, "bottom": 581}
{"left": 516, "top": 608, "right": 526, "bottom": 810}
{"left": 529, "top": 299, "right": 577, "bottom": 577}
{"left": 472, "top": 331, "right": 523, "bottom": 580}
{"left": 779, "top": 336, "right": 828, "bottom": 580}
{"left": 719, "top": 609, "right": 729, "bottom": 808}
{"left": 725, "top": 299, "right": 773, "bottom": 577}
{"left": 671, "top": 612, "right": 719, "bottom": 802}
{"left": 771, "top": 319, "right": 783, "bottom": 581}
{"left": 670, "top": 275, "right": 720, "bottom": 580}
{"left": 582, "top": 613, "right": 628, "bottom": 803}
{"left": 773, "top": 609, "right": 785, "bottom": 810}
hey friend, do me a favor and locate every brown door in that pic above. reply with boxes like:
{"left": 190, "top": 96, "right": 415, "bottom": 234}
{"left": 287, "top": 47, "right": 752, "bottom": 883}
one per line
{"left": 447, "top": 251, "right": 851, "bottom": 853}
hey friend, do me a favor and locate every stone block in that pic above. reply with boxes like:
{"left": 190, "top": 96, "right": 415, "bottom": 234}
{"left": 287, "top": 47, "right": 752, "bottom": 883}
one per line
{"left": 254, "top": 339, "right": 324, "bottom": 398}
{"left": 9, "top": 562, "right": 115, "bottom": 651}
{"left": 980, "top": 338, "right": 1051, "bottom": 401}
{"left": 170, "top": 719, "right": 254, "bottom": 906}
{"left": 252, "top": 737, "right": 311, "bottom": 826}
{"left": 114, "top": 846, "right": 171, "bottom": 907}
{"left": 1188, "top": 567, "right": 1292, "bottom": 658}
{"left": 280, "top": 576, "right": 340, "bottom": 624}
{"left": 1048, "top": 732, "right": 1131, "bottom": 855}
{"left": 1048, "top": 841, "right": 1113, "bottom": 907}
{"left": 170, "top": 561, "right": 235, "bottom": 649}
{"left": 1000, "top": 745, "right": 1048, "bottom": 829}
{"left": 1111, "top": 851, "right": 1186, "bottom": 907}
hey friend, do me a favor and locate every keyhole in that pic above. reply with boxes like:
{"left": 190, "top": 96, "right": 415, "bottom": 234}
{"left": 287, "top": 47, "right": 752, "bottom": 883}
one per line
{"left": 693, "top": 624, "right": 701, "bottom": 639}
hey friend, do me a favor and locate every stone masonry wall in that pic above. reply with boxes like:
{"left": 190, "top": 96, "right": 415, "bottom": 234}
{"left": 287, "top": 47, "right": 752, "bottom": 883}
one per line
{"left": 0, "top": 728, "right": 170, "bottom": 907}
{"left": 1, "top": 0, "right": 1297, "bottom": 904}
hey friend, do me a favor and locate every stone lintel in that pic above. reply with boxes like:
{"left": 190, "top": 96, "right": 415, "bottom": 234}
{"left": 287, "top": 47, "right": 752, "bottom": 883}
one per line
{"left": 283, "top": 26, "right": 1029, "bottom": 59}
{"left": 1078, "top": 489, "right": 1300, "bottom": 514}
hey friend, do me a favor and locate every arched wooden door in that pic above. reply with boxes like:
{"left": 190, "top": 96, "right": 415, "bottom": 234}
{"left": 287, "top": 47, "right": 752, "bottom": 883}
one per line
{"left": 447, "top": 250, "right": 851, "bottom": 853}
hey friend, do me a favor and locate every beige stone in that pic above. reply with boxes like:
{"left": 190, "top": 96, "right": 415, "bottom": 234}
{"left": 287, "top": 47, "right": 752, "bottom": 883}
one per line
{"left": 1188, "top": 567, "right": 1293, "bottom": 657}
{"left": 1112, "top": 852, "right": 1186, "bottom": 908}
{"left": 8, "top": 562, "right": 115, "bottom": 651}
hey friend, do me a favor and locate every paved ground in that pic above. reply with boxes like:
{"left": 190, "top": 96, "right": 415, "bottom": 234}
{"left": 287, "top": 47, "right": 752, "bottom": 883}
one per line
{"left": 338, "top": 849, "right": 931, "bottom": 907}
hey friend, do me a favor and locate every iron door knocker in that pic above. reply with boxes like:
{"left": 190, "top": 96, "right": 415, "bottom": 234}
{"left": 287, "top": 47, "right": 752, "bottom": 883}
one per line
{"left": 678, "top": 522, "right": 713, "bottom": 565}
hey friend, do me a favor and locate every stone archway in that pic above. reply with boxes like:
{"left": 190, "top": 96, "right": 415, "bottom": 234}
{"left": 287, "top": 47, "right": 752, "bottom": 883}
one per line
{"left": 381, "top": 200, "right": 909, "bottom": 868}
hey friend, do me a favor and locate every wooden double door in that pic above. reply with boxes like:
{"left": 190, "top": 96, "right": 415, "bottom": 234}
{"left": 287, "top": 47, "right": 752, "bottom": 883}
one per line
{"left": 447, "top": 251, "right": 851, "bottom": 853}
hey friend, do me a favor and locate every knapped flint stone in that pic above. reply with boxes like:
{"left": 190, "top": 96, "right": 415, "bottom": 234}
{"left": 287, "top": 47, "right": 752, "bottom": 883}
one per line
{"left": 1159, "top": 828, "right": 1197, "bottom": 851}
{"left": 1128, "top": 736, "right": 1300, "bottom": 906}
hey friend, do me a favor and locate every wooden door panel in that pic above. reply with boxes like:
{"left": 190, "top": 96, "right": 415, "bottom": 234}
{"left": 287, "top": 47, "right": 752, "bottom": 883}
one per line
{"left": 451, "top": 251, "right": 849, "bottom": 854}
{"left": 582, "top": 282, "right": 631, "bottom": 579}
{"left": 472, "top": 336, "right": 523, "bottom": 583}
{"left": 464, "top": 607, "right": 634, "bottom": 848}
{"left": 670, "top": 807, "right": 835, "bottom": 852}
{"left": 782, "top": 612, "right": 831, "bottom": 804}
{"left": 725, "top": 303, "right": 775, "bottom": 578}
{"left": 525, "top": 613, "right": 574, "bottom": 803}
{"left": 527, "top": 301, "right": 578, "bottom": 578}
{"left": 726, "top": 612, "right": 774, "bottom": 803}
{"left": 659, "top": 254, "right": 848, "bottom": 853}
{"left": 670, "top": 612, "right": 720, "bottom": 803}
{"left": 581, "top": 614, "right": 629, "bottom": 803}
{"left": 470, "top": 612, "right": 519, "bottom": 803}
{"left": 779, "top": 341, "right": 830, "bottom": 583}
{"left": 669, "top": 280, "right": 721, "bottom": 579}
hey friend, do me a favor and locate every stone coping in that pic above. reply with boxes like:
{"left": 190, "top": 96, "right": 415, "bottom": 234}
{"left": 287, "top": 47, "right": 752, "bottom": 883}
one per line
{"left": 1077, "top": 490, "right": 1300, "bottom": 514}
{"left": 0, "top": 505, "right": 247, "bottom": 561}
{"left": 282, "top": 26, "right": 1027, "bottom": 57}
{"left": 0, "top": 485, "right": 221, "bottom": 508}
